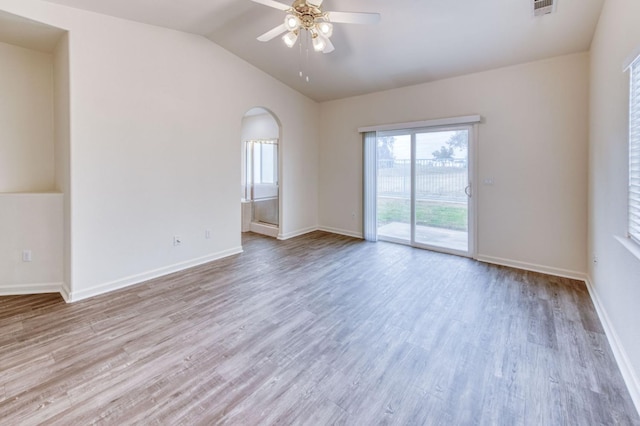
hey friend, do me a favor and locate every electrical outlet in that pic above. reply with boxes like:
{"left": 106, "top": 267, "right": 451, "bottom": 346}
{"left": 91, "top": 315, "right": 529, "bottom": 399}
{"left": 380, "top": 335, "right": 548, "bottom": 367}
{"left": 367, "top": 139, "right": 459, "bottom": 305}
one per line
{"left": 173, "top": 236, "right": 182, "bottom": 246}
{"left": 593, "top": 255, "right": 598, "bottom": 264}
{"left": 22, "top": 250, "right": 32, "bottom": 262}
{"left": 483, "top": 177, "right": 494, "bottom": 185}
{"left": 351, "top": 212, "right": 356, "bottom": 220}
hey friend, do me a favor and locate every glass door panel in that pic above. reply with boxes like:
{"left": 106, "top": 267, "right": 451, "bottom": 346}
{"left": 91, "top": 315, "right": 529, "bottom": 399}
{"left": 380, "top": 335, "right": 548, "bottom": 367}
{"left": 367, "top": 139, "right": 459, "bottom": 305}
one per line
{"left": 376, "top": 134, "right": 411, "bottom": 243}
{"left": 414, "top": 130, "right": 469, "bottom": 252}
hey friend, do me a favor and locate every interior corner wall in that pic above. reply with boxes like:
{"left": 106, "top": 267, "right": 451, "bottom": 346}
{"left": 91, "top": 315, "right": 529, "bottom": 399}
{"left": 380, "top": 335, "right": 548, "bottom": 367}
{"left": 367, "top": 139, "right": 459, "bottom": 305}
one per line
{"left": 588, "top": 0, "right": 640, "bottom": 410}
{"left": 0, "top": 0, "right": 319, "bottom": 301}
{"left": 319, "top": 52, "right": 589, "bottom": 277}
{"left": 0, "top": 40, "right": 55, "bottom": 192}
{"left": 53, "top": 31, "right": 71, "bottom": 295}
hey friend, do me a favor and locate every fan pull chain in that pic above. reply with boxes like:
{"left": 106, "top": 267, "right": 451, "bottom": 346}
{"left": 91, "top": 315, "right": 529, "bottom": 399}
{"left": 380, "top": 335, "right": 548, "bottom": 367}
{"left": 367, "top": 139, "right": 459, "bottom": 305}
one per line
{"left": 305, "top": 41, "right": 310, "bottom": 83}
{"left": 298, "top": 33, "right": 303, "bottom": 79}
{"left": 297, "top": 31, "right": 311, "bottom": 83}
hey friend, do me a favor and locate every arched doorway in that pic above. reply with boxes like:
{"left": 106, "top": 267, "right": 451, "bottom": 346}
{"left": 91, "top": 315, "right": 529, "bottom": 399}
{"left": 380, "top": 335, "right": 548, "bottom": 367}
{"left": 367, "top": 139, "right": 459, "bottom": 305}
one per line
{"left": 241, "top": 107, "right": 281, "bottom": 238}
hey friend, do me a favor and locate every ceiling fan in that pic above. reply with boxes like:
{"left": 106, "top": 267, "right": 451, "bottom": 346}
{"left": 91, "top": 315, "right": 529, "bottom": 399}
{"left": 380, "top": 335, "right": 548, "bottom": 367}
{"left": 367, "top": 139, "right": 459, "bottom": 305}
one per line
{"left": 251, "top": 0, "right": 380, "bottom": 54}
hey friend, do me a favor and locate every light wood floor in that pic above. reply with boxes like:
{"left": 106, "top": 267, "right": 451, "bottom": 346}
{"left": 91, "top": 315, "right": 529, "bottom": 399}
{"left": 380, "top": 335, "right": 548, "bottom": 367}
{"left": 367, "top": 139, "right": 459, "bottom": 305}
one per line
{"left": 1, "top": 231, "right": 638, "bottom": 425}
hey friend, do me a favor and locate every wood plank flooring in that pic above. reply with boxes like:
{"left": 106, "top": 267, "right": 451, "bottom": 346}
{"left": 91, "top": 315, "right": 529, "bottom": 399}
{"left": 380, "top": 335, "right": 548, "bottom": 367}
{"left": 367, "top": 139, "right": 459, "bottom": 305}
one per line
{"left": 0, "top": 231, "right": 638, "bottom": 425}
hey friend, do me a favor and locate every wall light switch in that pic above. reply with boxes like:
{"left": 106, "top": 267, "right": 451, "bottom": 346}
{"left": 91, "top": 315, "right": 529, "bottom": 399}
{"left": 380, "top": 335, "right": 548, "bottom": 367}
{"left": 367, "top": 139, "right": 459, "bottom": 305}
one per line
{"left": 22, "top": 250, "right": 32, "bottom": 262}
{"left": 483, "top": 177, "right": 494, "bottom": 185}
{"left": 173, "top": 236, "right": 182, "bottom": 246}
{"left": 205, "top": 229, "right": 211, "bottom": 239}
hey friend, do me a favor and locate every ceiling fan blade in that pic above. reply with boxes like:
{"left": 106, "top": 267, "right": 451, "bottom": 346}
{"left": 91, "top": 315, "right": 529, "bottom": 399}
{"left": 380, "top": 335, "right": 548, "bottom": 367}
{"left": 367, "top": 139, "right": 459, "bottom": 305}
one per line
{"left": 307, "top": 0, "right": 323, "bottom": 7}
{"left": 323, "top": 37, "right": 335, "bottom": 54}
{"left": 326, "top": 11, "right": 381, "bottom": 25}
{"left": 250, "top": 0, "right": 291, "bottom": 12}
{"left": 257, "top": 24, "right": 288, "bottom": 42}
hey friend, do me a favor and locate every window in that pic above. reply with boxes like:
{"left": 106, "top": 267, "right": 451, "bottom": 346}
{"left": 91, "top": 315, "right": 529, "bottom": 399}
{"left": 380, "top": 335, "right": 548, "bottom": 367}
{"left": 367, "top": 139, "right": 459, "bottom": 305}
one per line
{"left": 629, "top": 57, "right": 640, "bottom": 244}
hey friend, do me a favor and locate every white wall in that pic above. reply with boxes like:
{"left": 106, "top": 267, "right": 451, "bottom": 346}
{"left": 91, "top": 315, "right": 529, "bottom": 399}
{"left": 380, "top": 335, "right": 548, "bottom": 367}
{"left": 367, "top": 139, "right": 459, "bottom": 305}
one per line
{"left": 589, "top": 0, "right": 640, "bottom": 409}
{"left": 319, "top": 52, "right": 589, "bottom": 277}
{"left": 0, "top": 0, "right": 319, "bottom": 301}
{"left": 0, "top": 40, "right": 55, "bottom": 192}
{"left": 0, "top": 193, "right": 63, "bottom": 292}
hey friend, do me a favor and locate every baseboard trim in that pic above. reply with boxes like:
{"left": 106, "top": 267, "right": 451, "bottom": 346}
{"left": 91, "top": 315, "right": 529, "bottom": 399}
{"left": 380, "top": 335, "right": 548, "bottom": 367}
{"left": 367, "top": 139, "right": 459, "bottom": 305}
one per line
{"left": 60, "top": 282, "right": 71, "bottom": 302}
{"left": 584, "top": 276, "right": 640, "bottom": 415}
{"left": 0, "top": 282, "right": 64, "bottom": 296}
{"left": 317, "top": 226, "right": 364, "bottom": 239}
{"left": 278, "top": 226, "right": 318, "bottom": 240}
{"left": 250, "top": 222, "right": 279, "bottom": 238}
{"left": 66, "top": 247, "right": 243, "bottom": 303}
{"left": 476, "top": 254, "right": 587, "bottom": 281}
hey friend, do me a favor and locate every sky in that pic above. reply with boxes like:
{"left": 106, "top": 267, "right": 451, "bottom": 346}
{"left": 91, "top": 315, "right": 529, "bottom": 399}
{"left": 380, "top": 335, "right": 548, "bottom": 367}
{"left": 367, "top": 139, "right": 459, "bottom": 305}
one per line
{"left": 384, "top": 130, "right": 468, "bottom": 160}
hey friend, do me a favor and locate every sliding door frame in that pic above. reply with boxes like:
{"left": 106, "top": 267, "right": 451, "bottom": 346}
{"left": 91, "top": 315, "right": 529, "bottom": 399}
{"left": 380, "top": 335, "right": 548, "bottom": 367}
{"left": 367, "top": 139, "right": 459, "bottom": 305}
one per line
{"left": 376, "top": 123, "right": 478, "bottom": 259}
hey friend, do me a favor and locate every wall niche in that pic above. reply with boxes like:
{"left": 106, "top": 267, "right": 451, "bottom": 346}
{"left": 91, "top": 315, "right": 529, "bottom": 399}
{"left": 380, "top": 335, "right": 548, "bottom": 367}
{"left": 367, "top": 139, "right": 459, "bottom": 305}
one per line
{"left": 0, "top": 10, "right": 69, "bottom": 296}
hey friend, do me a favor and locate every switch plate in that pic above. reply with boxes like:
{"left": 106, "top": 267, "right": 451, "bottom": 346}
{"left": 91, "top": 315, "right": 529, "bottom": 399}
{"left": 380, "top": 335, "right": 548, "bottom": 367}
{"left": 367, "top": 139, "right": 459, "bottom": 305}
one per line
{"left": 205, "top": 229, "right": 211, "bottom": 239}
{"left": 22, "top": 250, "right": 32, "bottom": 262}
{"left": 173, "top": 236, "right": 182, "bottom": 246}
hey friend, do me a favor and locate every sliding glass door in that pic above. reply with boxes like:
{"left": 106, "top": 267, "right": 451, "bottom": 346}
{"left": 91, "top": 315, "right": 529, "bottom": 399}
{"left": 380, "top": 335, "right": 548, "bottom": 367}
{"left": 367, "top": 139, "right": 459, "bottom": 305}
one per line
{"left": 376, "top": 126, "right": 473, "bottom": 256}
{"left": 376, "top": 133, "right": 412, "bottom": 243}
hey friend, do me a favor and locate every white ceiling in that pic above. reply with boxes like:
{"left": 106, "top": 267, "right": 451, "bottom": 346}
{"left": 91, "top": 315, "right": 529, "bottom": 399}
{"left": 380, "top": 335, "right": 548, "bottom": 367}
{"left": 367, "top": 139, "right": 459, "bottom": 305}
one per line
{"left": 40, "top": 0, "right": 604, "bottom": 102}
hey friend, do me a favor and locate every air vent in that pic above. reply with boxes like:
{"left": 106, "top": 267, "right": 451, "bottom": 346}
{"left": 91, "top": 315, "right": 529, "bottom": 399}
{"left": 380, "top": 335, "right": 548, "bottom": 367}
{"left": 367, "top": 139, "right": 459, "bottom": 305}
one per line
{"left": 533, "top": 0, "right": 556, "bottom": 16}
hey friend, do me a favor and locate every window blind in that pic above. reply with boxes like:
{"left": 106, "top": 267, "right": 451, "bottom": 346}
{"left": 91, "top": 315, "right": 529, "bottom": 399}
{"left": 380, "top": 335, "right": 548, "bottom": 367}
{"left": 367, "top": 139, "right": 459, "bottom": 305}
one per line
{"left": 630, "top": 57, "right": 640, "bottom": 244}
{"left": 363, "top": 131, "right": 378, "bottom": 241}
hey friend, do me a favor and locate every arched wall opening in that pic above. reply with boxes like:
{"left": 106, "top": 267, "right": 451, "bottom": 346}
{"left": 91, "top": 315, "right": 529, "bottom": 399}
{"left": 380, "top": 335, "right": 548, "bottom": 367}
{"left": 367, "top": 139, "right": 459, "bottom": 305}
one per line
{"left": 240, "top": 107, "right": 282, "bottom": 238}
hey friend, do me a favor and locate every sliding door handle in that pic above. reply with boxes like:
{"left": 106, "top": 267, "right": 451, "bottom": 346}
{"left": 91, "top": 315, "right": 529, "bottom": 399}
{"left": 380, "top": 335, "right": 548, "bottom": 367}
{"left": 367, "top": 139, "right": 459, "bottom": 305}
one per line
{"left": 465, "top": 184, "right": 472, "bottom": 197}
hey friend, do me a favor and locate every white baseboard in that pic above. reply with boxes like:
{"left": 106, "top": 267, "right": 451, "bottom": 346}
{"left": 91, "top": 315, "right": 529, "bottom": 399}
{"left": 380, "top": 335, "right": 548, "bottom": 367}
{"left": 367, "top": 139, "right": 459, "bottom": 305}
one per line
{"left": 476, "top": 254, "right": 587, "bottom": 281}
{"left": 584, "top": 276, "right": 640, "bottom": 415}
{"left": 318, "top": 226, "right": 364, "bottom": 239}
{"left": 60, "top": 282, "right": 71, "bottom": 302}
{"left": 66, "top": 247, "right": 243, "bottom": 303}
{"left": 278, "top": 226, "right": 318, "bottom": 240}
{"left": 250, "top": 222, "right": 279, "bottom": 238}
{"left": 0, "top": 282, "right": 64, "bottom": 297}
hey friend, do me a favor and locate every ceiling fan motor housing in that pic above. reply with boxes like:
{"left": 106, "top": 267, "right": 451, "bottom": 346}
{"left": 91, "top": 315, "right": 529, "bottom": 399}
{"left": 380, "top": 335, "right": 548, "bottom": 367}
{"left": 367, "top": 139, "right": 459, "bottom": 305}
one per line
{"left": 291, "top": 0, "right": 324, "bottom": 30}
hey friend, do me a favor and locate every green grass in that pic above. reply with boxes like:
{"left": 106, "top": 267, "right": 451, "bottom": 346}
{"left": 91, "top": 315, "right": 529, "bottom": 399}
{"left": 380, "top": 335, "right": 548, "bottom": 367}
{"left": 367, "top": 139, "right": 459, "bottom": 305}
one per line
{"left": 377, "top": 198, "right": 468, "bottom": 231}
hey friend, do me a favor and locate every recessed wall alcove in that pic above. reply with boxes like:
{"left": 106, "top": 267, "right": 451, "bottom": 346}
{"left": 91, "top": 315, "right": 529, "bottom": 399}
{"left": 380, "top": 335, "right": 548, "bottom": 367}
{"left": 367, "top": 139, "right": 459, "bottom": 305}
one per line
{"left": 240, "top": 107, "right": 282, "bottom": 239}
{"left": 0, "top": 10, "right": 69, "bottom": 296}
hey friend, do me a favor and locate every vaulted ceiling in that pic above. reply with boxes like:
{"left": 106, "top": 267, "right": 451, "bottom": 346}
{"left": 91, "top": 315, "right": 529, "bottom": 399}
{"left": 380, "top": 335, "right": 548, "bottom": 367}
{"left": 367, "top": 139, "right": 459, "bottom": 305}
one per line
{"left": 41, "top": 0, "right": 604, "bottom": 102}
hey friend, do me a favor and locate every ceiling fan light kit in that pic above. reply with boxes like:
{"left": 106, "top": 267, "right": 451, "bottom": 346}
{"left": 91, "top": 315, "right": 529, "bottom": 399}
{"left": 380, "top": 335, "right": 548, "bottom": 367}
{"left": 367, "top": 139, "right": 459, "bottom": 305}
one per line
{"left": 317, "top": 21, "right": 333, "bottom": 38}
{"left": 252, "top": 0, "right": 380, "bottom": 54}
{"left": 311, "top": 33, "right": 327, "bottom": 52}
{"left": 284, "top": 14, "right": 300, "bottom": 31}
{"left": 282, "top": 30, "right": 298, "bottom": 48}
{"left": 282, "top": 7, "right": 332, "bottom": 52}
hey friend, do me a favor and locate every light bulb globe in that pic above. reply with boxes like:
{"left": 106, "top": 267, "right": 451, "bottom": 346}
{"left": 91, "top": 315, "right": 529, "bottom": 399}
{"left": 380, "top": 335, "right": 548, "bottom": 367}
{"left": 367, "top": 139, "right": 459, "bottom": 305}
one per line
{"left": 284, "top": 14, "right": 300, "bottom": 31}
{"left": 312, "top": 35, "right": 327, "bottom": 52}
{"left": 282, "top": 31, "right": 298, "bottom": 48}
{"left": 317, "top": 22, "right": 333, "bottom": 38}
